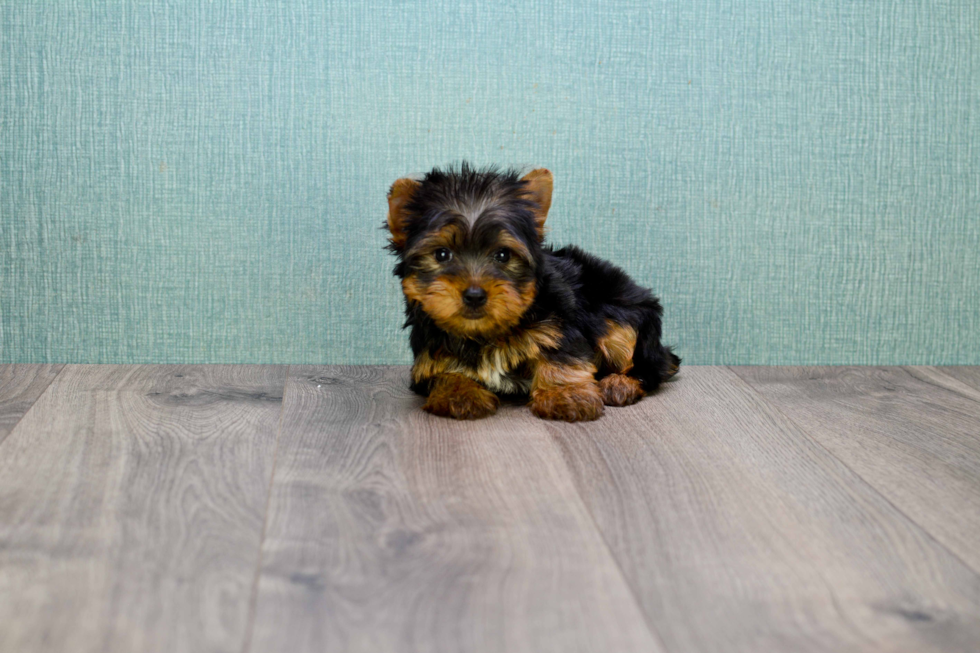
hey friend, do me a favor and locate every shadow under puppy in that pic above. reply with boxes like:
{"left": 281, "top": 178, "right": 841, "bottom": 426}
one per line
{"left": 386, "top": 162, "right": 679, "bottom": 422}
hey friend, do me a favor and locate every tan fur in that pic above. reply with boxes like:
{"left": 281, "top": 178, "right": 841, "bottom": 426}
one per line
{"left": 520, "top": 169, "right": 553, "bottom": 240}
{"left": 386, "top": 178, "right": 421, "bottom": 249}
{"left": 529, "top": 359, "right": 603, "bottom": 421}
{"left": 411, "top": 350, "right": 450, "bottom": 384}
{"left": 495, "top": 230, "right": 533, "bottom": 266}
{"left": 532, "top": 359, "right": 597, "bottom": 388}
{"left": 402, "top": 275, "right": 536, "bottom": 340}
{"left": 596, "top": 320, "right": 637, "bottom": 373}
{"left": 404, "top": 223, "right": 467, "bottom": 266}
{"left": 474, "top": 321, "right": 562, "bottom": 392}
{"left": 599, "top": 373, "right": 644, "bottom": 406}
{"left": 412, "top": 321, "right": 563, "bottom": 395}
{"left": 422, "top": 373, "right": 498, "bottom": 419}
{"left": 399, "top": 218, "right": 538, "bottom": 340}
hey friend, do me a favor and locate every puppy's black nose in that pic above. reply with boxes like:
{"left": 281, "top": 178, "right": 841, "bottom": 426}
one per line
{"left": 462, "top": 286, "right": 487, "bottom": 308}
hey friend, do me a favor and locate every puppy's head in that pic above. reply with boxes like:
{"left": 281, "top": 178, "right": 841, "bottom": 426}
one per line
{"left": 386, "top": 162, "right": 553, "bottom": 339}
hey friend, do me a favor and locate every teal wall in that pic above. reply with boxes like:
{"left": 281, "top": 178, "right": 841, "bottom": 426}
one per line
{"left": 2, "top": 1, "right": 978, "bottom": 365}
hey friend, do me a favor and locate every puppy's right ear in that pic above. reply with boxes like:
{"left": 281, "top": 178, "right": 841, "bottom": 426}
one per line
{"left": 386, "top": 177, "right": 421, "bottom": 251}
{"left": 520, "top": 168, "right": 553, "bottom": 241}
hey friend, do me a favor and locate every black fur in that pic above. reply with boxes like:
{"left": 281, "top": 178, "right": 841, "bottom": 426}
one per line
{"left": 387, "top": 161, "right": 680, "bottom": 398}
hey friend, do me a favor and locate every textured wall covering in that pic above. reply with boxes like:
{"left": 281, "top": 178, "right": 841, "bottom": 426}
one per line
{"left": 1, "top": 1, "right": 978, "bottom": 365}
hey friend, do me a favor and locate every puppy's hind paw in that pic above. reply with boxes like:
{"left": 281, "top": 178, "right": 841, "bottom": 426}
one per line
{"left": 599, "top": 374, "right": 644, "bottom": 406}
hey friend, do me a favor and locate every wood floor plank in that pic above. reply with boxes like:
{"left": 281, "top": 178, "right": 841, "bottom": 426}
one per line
{"left": 733, "top": 365, "right": 980, "bottom": 573}
{"left": 0, "top": 364, "right": 287, "bottom": 653}
{"left": 929, "top": 366, "right": 980, "bottom": 394}
{"left": 247, "top": 365, "right": 661, "bottom": 653}
{"left": 0, "top": 364, "right": 64, "bottom": 444}
{"left": 547, "top": 366, "right": 980, "bottom": 653}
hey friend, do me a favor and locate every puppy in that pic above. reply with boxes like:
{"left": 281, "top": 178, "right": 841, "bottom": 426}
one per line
{"left": 385, "top": 162, "right": 679, "bottom": 421}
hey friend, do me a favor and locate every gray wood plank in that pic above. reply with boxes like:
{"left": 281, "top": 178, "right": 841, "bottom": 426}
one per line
{"left": 0, "top": 364, "right": 64, "bottom": 444}
{"left": 928, "top": 366, "right": 980, "bottom": 395}
{"left": 733, "top": 365, "right": 980, "bottom": 574}
{"left": 0, "top": 364, "right": 287, "bottom": 653}
{"left": 247, "top": 365, "right": 662, "bottom": 653}
{"left": 548, "top": 366, "right": 980, "bottom": 653}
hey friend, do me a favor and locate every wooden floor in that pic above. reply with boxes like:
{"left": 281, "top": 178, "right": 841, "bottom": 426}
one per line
{"left": 1, "top": 365, "right": 979, "bottom": 653}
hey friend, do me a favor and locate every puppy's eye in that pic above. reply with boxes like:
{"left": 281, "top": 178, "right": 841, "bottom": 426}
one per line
{"left": 493, "top": 248, "right": 511, "bottom": 264}
{"left": 434, "top": 248, "right": 453, "bottom": 263}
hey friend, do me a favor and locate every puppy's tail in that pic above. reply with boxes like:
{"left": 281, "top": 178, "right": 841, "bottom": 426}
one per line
{"left": 631, "top": 313, "right": 680, "bottom": 392}
{"left": 662, "top": 348, "right": 681, "bottom": 381}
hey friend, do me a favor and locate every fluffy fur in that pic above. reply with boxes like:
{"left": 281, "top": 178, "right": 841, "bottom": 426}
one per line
{"left": 385, "top": 162, "right": 679, "bottom": 421}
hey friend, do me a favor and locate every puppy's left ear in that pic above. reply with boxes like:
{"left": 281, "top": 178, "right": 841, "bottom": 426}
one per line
{"left": 387, "top": 177, "right": 421, "bottom": 250}
{"left": 520, "top": 168, "right": 553, "bottom": 240}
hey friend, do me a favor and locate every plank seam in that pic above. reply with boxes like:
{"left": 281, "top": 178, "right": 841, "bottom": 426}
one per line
{"left": 239, "top": 364, "right": 291, "bottom": 653}
{"left": 547, "top": 425, "right": 673, "bottom": 653}
{"left": 728, "top": 365, "right": 980, "bottom": 579}
{"left": 0, "top": 363, "right": 68, "bottom": 449}
{"left": 902, "top": 366, "right": 980, "bottom": 406}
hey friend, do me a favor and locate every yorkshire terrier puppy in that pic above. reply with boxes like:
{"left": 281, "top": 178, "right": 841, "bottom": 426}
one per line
{"left": 385, "top": 162, "right": 679, "bottom": 422}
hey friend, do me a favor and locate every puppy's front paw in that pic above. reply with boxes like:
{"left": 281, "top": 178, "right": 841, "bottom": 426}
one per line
{"left": 423, "top": 374, "right": 499, "bottom": 420}
{"left": 423, "top": 391, "right": 498, "bottom": 420}
{"left": 529, "top": 383, "right": 604, "bottom": 422}
{"left": 599, "top": 373, "right": 644, "bottom": 406}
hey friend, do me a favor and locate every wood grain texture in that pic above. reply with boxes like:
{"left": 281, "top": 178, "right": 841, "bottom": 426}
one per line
{"left": 246, "top": 365, "right": 661, "bottom": 653}
{"left": 547, "top": 366, "right": 980, "bottom": 653}
{"left": 0, "top": 364, "right": 64, "bottom": 443}
{"left": 0, "top": 364, "right": 287, "bottom": 653}
{"left": 931, "top": 366, "right": 980, "bottom": 394}
{"left": 733, "top": 366, "right": 980, "bottom": 574}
